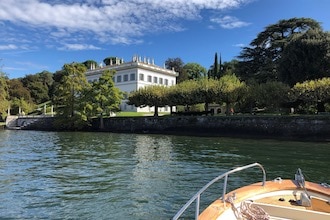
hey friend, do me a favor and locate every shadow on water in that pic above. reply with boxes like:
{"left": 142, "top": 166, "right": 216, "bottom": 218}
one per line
{"left": 0, "top": 130, "right": 329, "bottom": 219}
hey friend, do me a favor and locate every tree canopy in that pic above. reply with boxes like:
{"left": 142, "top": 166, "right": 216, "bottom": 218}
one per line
{"left": 90, "top": 70, "right": 123, "bottom": 128}
{"left": 21, "top": 71, "right": 53, "bottom": 104}
{"left": 165, "top": 57, "right": 187, "bottom": 83}
{"left": 128, "top": 85, "right": 168, "bottom": 117}
{"left": 8, "top": 79, "right": 32, "bottom": 103}
{"left": 183, "top": 63, "right": 207, "bottom": 80}
{"left": 53, "top": 62, "right": 91, "bottom": 129}
{"left": 237, "top": 17, "right": 325, "bottom": 84}
{"left": 290, "top": 78, "right": 330, "bottom": 113}
{"left": 0, "top": 72, "right": 9, "bottom": 119}
{"left": 214, "top": 74, "right": 246, "bottom": 115}
{"left": 279, "top": 28, "right": 330, "bottom": 85}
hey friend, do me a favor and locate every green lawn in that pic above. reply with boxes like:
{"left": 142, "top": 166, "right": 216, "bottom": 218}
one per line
{"left": 114, "top": 112, "right": 170, "bottom": 117}
{"left": 114, "top": 112, "right": 329, "bottom": 118}
{"left": 115, "top": 112, "right": 150, "bottom": 117}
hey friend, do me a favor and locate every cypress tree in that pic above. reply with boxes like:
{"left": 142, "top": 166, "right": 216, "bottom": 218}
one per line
{"left": 219, "top": 53, "right": 222, "bottom": 79}
{"left": 213, "top": 53, "right": 218, "bottom": 79}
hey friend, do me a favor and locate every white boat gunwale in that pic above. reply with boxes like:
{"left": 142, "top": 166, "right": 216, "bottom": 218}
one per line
{"left": 173, "top": 162, "right": 266, "bottom": 220}
{"left": 173, "top": 162, "right": 330, "bottom": 220}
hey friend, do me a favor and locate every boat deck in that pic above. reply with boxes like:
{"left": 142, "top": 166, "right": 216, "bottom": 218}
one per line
{"left": 200, "top": 180, "right": 330, "bottom": 220}
{"left": 173, "top": 163, "right": 330, "bottom": 220}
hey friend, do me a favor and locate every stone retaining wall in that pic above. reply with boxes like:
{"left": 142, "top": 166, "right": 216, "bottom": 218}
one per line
{"left": 93, "top": 116, "right": 330, "bottom": 140}
{"left": 10, "top": 115, "right": 330, "bottom": 140}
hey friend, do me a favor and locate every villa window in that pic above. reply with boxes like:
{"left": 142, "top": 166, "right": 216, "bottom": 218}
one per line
{"left": 153, "top": 76, "right": 158, "bottom": 83}
{"left": 124, "top": 74, "right": 128, "bottom": 82}
{"left": 165, "top": 79, "right": 168, "bottom": 85}
{"left": 159, "top": 78, "right": 163, "bottom": 84}
{"left": 130, "top": 73, "right": 136, "bottom": 81}
{"left": 139, "top": 73, "right": 144, "bottom": 81}
{"left": 117, "top": 75, "right": 122, "bottom": 82}
{"left": 147, "top": 75, "right": 152, "bottom": 82}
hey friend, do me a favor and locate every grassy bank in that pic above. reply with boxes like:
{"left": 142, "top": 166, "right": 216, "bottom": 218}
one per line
{"left": 115, "top": 112, "right": 170, "bottom": 117}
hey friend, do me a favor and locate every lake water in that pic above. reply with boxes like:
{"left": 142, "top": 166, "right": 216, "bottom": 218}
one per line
{"left": 0, "top": 130, "right": 329, "bottom": 219}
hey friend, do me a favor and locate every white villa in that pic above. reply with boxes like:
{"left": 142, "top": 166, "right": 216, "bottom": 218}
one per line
{"left": 86, "top": 56, "right": 178, "bottom": 113}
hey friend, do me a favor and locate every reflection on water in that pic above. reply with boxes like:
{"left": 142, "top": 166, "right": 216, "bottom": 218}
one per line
{"left": 0, "top": 130, "right": 329, "bottom": 219}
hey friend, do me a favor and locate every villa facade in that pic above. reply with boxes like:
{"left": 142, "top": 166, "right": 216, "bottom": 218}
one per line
{"left": 85, "top": 56, "right": 178, "bottom": 113}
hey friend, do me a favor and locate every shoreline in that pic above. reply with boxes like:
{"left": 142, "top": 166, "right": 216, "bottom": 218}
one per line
{"left": 4, "top": 115, "right": 330, "bottom": 142}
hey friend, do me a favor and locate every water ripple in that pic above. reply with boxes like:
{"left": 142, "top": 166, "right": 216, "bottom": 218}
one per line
{"left": 0, "top": 130, "right": 329, "bottom": 219}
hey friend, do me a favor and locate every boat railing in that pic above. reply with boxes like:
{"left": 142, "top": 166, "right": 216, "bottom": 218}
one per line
{"left": 172, "top": 162, "right": 266, "bottom": 220}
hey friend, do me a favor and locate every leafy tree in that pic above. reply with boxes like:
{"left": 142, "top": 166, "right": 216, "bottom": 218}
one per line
{"left": 21, "top": 71, "right": 53, "bottom": 104}
{"left": 128, "top": 85, "right": 168, "bottom": 117}
{"left": 0, "top": 72, "right": 9, "bottom": 119}
{"left": 183, "top": 63, "right": 207, "bottom": 80}
{"left": 165, "top": 57, "right": 187, "bottom": 83}
{"left": 8, "top": 79, "right": 33, "bottom": 103}
{"left": 2, "top": 63, "right": 34, "bottom": 116}
{"left": 279, "top": 28, "right": 330, "bottom": 86}
{"left": 10, "top": 97, "right": 35, "bottom": 115}
{"left": 169, "top": 80, "right": 199, "bottom": 110}
{"left": 208, "top": 53, "right": 221, "bottom": 79}
{"left": 50, "top": 69, "right": 65, "bottom": 103}
{"left": 290, "top": 78, "right": 330, "bottom": 113}
{"left": 222, "top": 60, "right": 238, "bottom": 75}
{"left": 236, "top": 46, "right": 276, "bottom": 83}
{"left": 127, "top": 90, "right": 146, "bottom": 110}
{"left": 213, "top": 53, "right": 219, "bottom": 79}
{"left": 168, "top": 79, "right": 216, "bottom": 112}
{"left": 194, "top": 78, "right": 217, "bottom": 112}
{"left": 214, "top": 74, "right": 246, "bottom": 115}
{"left": 90, "top": 70, "right": 123, "bottom": 129}
{"left": 53, "top": 62, "right": 91, "bottom": 129}
{"left": 165, "top": 86, "right": 179, "bottom": 114}
{"left": 254, "top": 81, "right": 290, "bottom": 112}
{"left": 237, "top": 17, "right": 321, "bottom": 83}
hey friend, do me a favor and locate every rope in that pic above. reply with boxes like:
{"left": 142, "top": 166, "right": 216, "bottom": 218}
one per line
{"left": 226, "top": 195, "right": 270, "bottom": 220}
{"left": 240, "top": 201, "right": 270, "bottom": 220}
{"left": 225, "top": 196, "right": 242, "bottom": 219}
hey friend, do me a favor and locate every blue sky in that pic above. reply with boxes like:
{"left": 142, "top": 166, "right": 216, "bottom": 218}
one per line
{"left": 0, "top": 0, "right": 329, "bottom": 79}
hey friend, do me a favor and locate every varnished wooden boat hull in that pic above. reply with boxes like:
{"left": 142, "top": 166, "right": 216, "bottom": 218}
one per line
{"left": 199, "top": 180, "right": 330, "bottom": 220}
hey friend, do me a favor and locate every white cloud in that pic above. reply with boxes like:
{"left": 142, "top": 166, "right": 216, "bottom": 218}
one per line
{"left": 210, "top": 15, "right": 251, "bottom": 29}
{"left": 233, "top": 43, "right": 245, "bottom": 47}
{"left": 3, "top": 61, "right": 49, "bottom": 74}
{"left": 0, "top": 44, "right": 18, "bottom": 50}
{"left": 59, "top": 43, "right": 102, "bottom": 51}
{"left": 0, "top": 0, "right": 253, "bottom": 46}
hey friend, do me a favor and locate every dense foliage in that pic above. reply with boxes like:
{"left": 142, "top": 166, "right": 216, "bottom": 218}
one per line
{"left": 236, "top": 17, "right": 329, "bottom": 84}
{"left": 21, "top": 71, "right": 53, "bottom": 104}
{"left": 0, "top": 72, "right": 9, "bottom": 119}
{"left": 129, "top": 75, "right": 247, "bottom": 115}
{"left": 52, "top": 63, "right": 91, "bottom": 129}
{"left": 89, "top": 70, "right": 123, "bottom": 128}
{"left": 290, "top": 78, "right": 330, "bottom": 113}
